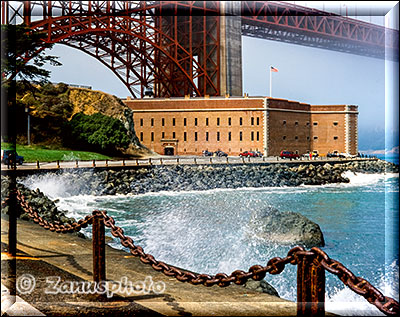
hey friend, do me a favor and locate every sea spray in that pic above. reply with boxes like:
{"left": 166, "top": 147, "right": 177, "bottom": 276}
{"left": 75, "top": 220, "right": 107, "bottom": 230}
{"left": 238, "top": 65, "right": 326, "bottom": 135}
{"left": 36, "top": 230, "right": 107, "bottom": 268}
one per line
{"left": 17, "top": 168, "right": 398, "bottom": 315}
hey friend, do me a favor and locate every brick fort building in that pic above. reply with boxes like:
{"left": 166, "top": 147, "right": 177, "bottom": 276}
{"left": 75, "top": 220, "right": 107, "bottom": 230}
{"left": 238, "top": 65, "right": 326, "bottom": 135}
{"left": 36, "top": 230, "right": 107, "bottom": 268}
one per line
{"left": 123, "top": 96, "right": 358, "bottom": 157}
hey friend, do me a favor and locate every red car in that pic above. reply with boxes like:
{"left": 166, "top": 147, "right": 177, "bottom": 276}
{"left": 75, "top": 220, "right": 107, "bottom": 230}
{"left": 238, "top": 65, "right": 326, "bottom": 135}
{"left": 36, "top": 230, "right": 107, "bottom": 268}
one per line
{"left": 239, "top": 151, "right": 255, "bottom": 157}
{"left": 280, "top": 150, "right": 300, "bottom": 159}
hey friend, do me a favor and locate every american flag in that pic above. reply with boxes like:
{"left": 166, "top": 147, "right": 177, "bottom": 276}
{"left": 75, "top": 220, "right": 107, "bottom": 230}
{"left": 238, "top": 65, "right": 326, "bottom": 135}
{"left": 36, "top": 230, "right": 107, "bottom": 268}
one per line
{"left": 270, "top": 66, "right": 278, "bottom": 72}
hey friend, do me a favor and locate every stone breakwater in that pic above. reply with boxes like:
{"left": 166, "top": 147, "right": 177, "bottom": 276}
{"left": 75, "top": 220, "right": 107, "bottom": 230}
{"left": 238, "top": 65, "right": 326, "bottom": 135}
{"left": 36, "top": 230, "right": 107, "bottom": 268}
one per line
{"left": 1, "top": 177, "right": 82, "bottom": 236}
{"left": 76, "top": 159, "right": 398, "bottom": 196}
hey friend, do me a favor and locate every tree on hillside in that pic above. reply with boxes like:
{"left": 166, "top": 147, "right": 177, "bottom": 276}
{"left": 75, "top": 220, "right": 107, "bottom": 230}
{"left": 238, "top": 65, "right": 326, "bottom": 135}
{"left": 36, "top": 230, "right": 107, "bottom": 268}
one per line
{"left": 1, "top": 24, "right": 61, "bottom": 85}
{"left": 1, "top": 24, "right": 61, "bottom": 143}
{"left": 67, "top": 113, "right": 131, "bottom": 154}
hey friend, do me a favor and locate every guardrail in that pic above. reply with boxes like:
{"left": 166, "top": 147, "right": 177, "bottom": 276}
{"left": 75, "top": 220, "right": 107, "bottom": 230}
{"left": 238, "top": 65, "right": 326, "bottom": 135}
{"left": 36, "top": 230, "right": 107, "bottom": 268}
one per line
{"left": 3, "top": 156, "right": 379, "bottom": 171}
{"left": 2, "top": 189, "right": 398, "bottom": 316}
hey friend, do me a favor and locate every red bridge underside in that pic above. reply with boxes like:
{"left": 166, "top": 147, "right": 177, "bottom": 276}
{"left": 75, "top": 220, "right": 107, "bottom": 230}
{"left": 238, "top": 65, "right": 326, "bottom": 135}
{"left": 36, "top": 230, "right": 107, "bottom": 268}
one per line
{"left": 2, "top": 1, "right": 398, "bottom": 98}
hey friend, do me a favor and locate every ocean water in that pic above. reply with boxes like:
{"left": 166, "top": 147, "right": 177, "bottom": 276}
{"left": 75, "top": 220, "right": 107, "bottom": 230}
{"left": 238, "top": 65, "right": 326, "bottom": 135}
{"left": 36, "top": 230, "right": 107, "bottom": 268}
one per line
{"left": 21, "top": 167, "right": 399, "bottom": 316}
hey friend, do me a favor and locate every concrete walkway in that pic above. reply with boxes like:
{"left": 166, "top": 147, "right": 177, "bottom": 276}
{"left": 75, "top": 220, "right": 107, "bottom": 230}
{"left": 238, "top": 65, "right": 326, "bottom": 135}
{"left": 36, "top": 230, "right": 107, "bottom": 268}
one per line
{"left": 1, "top": 218, "right": 304, "bottom": 316}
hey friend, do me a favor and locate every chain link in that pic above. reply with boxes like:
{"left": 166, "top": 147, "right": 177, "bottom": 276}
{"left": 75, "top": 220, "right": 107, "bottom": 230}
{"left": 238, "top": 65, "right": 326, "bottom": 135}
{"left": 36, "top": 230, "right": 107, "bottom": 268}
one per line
{"left": 2, "top": 193, "right": 398, "bottom": 316}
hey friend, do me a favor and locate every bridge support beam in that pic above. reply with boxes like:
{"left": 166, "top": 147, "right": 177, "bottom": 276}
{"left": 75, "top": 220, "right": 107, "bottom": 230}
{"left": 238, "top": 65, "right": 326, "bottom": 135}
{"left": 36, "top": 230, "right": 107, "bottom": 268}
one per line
{"left": 220, "top": 1, "right": 242, "bottom": 97}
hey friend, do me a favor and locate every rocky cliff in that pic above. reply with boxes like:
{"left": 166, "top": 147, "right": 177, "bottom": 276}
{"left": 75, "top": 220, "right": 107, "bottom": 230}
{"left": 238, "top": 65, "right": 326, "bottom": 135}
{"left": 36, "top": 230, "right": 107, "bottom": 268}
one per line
{"left": 68, "top": 87, "right": 153, "bottom": 157}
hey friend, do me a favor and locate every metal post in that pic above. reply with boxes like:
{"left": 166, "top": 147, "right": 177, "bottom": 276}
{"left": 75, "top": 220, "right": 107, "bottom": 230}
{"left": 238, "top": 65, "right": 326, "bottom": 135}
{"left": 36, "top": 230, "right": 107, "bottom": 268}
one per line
{"left": 122, "top": 159, "right": 125, "bottom": 166}
{"left": 242, "top": 157, "right": 245, "bottom": 164}
{"left": 177, "top": 158, "right": 179, "bottom": 165}
{"left": 93, "top": 159, "right": 96, "bottom": 167}
{"left": 8, "top": 186, "right": 17, "bottom": 297}
{"left": 36, "top": 160, "right": 40, "bottom": 169}
{"left": 25, "top": 108, "right": 31, "bottom": 146}
{"left": 136, "top": 159, "right": 139, "bottom": 165}
{"left": 92, "top": 214, "right": 106, "bottom": 283}
{"left": 210, "top": 157, "right": 212, "bottom": 164}
{"left": 149, "top": 158, "right": 152, "bottom": 165}
{"left": 194, "top": 158, "right": 197, "bottom": 164}
{"left": 8, "top": 187, "right": 17, "bottom": 257}
{"left": 297, "top": 253, "right": 325, "bottom": 317}
{"left": 226, "top": 157, "right": 229, "bottom": 164}
{"left": 105, "top": 159, "right": 108, "bottom": 167}
{"left": 75, "top": 160, "right": 79, "bottom": 168}
{"left": 160, "top": 158, "right": 163, "bottom": 165}
{"left": 56, "top": 160, "right": 60, "bottom": 168}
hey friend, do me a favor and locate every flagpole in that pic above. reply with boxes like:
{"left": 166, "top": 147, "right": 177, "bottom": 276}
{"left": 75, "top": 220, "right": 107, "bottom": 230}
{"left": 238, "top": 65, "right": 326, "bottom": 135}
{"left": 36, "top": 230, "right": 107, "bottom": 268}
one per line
{"left": 269, "top": 66, "right": 272, "bottom": 97}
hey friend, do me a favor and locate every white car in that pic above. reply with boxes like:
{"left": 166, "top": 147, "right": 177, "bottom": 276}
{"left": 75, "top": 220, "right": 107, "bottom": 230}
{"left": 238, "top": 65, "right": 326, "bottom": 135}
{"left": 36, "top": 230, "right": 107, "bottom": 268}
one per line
{"left": 338, "top": 152, "right": 355, "bottom": 158}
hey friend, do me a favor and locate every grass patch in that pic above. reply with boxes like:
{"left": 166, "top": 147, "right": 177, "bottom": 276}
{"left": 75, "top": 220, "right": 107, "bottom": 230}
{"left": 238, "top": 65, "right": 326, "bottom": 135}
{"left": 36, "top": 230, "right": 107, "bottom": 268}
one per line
{"left": 1, "top": 143, "right": 113, "bottom": 162}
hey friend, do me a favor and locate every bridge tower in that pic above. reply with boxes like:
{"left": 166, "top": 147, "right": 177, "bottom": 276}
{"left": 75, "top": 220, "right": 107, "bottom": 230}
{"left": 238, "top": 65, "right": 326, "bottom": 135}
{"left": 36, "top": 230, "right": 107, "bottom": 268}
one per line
{"left": 219, "top": 1, "right": 242, "bottom": 96}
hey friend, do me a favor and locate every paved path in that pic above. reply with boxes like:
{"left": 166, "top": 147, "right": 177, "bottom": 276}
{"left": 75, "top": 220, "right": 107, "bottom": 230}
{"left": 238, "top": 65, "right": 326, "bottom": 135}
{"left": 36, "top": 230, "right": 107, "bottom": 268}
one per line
{"left": 1, "top": 217, "right": 310, "bottom": 316}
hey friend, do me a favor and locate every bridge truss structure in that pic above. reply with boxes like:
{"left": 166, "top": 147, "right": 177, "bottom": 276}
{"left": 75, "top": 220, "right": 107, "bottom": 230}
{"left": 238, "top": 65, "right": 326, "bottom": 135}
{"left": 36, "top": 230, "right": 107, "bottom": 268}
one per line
{"left": 2, "top": 1, "right": 398, "bottom": 98}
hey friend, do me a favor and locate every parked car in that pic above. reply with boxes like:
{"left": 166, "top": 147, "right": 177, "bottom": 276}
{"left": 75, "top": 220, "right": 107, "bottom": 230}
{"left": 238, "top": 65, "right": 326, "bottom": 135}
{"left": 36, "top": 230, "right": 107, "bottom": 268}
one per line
{"left": 1, "top": 150, "right": 24, "bottom": 165}
{"left": 338, "top": 152, "right": 354, "bottom": 158}
{"left": 303, "top": 152, "right": 319, "bottom": 158}
{"left": 202, "top": 150, "right": 213, "bottom": 156}
{"left": 327, "top": 152, "right": 339, "bottom": 158}
{"left": 280, "top": 150, "right": 300, "bottom": 159}
{"left": 239, "top": 151, "right": 255, "bottom": 157}
{"left": 214, "top": 150, "right": 228, "bottom": 157}
{"left": 253, "top": 151, "right": 263, "bottom": 157}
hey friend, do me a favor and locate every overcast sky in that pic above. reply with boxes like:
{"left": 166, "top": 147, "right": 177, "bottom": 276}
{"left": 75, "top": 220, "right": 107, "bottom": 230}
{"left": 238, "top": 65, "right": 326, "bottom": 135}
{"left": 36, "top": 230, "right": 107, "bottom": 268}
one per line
{"left": 41, "top": 1, "right": 399, "bottom": 149}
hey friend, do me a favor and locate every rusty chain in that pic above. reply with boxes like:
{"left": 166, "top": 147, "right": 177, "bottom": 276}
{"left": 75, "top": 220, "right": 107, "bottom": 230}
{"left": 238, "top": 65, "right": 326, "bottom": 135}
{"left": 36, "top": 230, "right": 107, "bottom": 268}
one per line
{"left": 2, "top": 191, "right": 399, "bottom": 315}
{"left": 13, "top": 190, "right": 94, "bottom": 233}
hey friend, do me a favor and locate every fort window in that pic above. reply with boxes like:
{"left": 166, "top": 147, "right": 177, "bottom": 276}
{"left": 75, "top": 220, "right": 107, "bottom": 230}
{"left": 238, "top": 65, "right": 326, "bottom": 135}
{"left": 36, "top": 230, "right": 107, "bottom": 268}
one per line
{"left": 251, "top": 117, "right": 254, "bottom": 125}
{"left": 184, "top": 118, "right": 187, "bottom": 126}
{"left": 172, "top": 132, "right": 176, "bottom": 139}
{"left": 172, "top": 118, "right": 176, "bottom": 126}
{"left": 257, "top": 131, "right": 259, "bottom": 141}
{"left": 306, "top": 122, "right": 310, "bottom": 126}
{"left": 151, "top": 118, "right": 154, "bottom": 126}
{"left": 206, "top": 132, "right": 209, "bottom": 141}
{"left": 314, "top": 136, "right": 318, "bottom": 140}
{"left": 162, "top": 118, "right": 165, "bottom": 126}
{"left": 283, "top": 120, "right": 286, "bottom": 125}
{"left": 217, "top": 118, "right": 220, "bottom": 126}
{"left": 151, "top": 132, "right": 154, "bottom": 142}
{"left": 283, "top": 135, "right": 286, "bottom": 140}
{"left": 162, "top": 132, "right": 165, "bottom": 139}
{"left": 140, "top": 132, "right": 143, "bottom": 141}
{"left": 295, "top": 136, "right": 298, "bottom": 140}
{"left": 257, "top": 117, "right": 260, "bottom": 125}
{"left": 195, "top": 118, "right": 198, "bottom": 126}
{"left": 228, "top": 132, "right": 232, "bottom": 141}
{"left": 313, "top": 122, "right": 318, "bottom": 126}
{"left": 240, "top": 117, "right": 243, "bottom": 125}
{"left": 295, "top": 121, "right": 298, "bottom": 126}
{"left": 251, "top": 131, "right": 254, "bottom": 141}
{"left": 228, "top": 117, "right": 232, "bottom": 126}
{"left": 334, "top": 136, "right": 339, "bottom": 140}
{"left": 217, "top": 132, "right": 220, "bottom": 141}
{"left": 140, "top": 118, "right": 143, "bottom": 126}
{"left": 307, "top": 136, "right": 310, "bottom": 140}
{"left": 206, "top": 118, "right": 209, "bottom": 126}
{"left": 333, "top": 121, "right": 339, "bottom": 126}
{"left": 184, "top": 132, "right": 187, "bottom": 142}
{"left": 240, "top": 131, "right": 243, "bottom": 141}
{"left": 195, "top": 132, "right": 198, "bottom": 141}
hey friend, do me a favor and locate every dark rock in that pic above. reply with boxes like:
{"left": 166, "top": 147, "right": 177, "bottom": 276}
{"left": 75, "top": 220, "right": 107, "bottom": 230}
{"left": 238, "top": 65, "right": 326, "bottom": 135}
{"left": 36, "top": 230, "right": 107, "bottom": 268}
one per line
{"left": 243, "top": 279, "right": 280, "bottom": 297}
{"left": 248, "top": 207, "right": 325, "bottom": 248}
